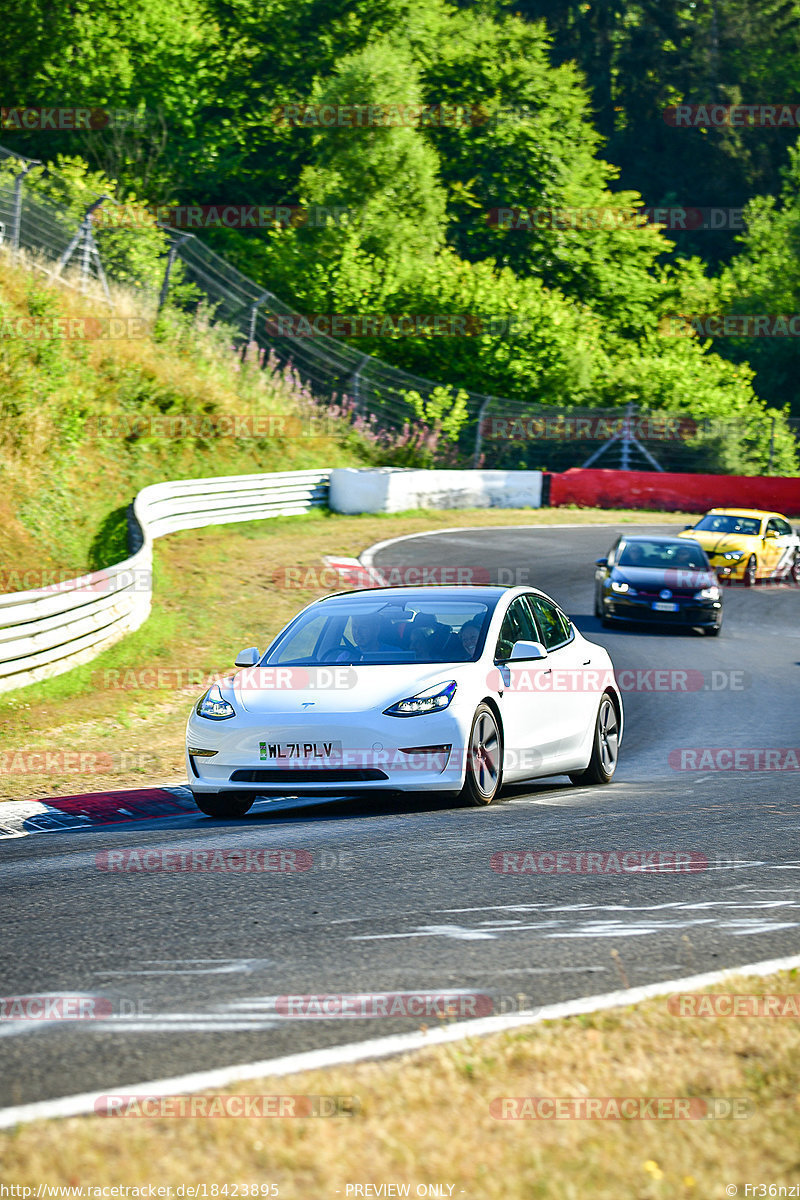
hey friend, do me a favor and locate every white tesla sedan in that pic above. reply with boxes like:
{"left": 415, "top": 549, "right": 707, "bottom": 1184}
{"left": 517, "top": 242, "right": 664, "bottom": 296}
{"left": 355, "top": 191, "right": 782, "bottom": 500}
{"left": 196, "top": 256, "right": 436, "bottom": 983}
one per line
{"left": 186, "top": 586, "right": 623, "bottom": 817}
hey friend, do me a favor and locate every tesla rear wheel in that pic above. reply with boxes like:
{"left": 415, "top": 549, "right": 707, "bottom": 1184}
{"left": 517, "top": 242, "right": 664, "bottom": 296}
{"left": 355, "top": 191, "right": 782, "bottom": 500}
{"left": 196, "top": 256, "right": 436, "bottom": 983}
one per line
{"left": 461, "top": 704, "right": 503, "bottom": 806}
{"left": 568, "top": 693, "right": 619, "bottom": 786}
{"left": 192, "top": 792, "right": 255, "bottom": 818}
{"left": 743, "top": 555, "right": 757, "bottom": 587}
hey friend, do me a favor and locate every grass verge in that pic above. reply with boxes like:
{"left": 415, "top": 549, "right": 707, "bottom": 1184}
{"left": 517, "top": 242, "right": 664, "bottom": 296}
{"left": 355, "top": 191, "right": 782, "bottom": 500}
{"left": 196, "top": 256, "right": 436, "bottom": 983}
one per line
{"left": 0, "top": 505, "right": 694, "bottom": 803}
{"left": 1, "top": 968, "right": 798, "bottom": 1196}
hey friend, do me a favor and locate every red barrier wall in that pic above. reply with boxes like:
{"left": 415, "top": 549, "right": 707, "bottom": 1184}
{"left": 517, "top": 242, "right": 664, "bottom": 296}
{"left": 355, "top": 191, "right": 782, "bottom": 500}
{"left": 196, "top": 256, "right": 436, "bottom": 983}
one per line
{"left": 549, "top": 468, "right": 800, "bottom": 516}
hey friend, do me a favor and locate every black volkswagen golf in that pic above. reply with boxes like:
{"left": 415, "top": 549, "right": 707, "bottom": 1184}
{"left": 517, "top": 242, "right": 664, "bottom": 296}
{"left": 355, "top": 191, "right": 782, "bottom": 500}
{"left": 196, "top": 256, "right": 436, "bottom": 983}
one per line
{"left": 594, "top": 535, "right": 723, "bottom": 635}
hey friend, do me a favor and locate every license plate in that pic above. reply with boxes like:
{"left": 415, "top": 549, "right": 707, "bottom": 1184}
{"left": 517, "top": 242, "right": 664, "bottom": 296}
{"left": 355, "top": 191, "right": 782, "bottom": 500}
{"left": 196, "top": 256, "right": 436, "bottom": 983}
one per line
{"left": 260, "top": 740, "right": 343, "bottom": 761}
{"left": 652, "top": 602, "right": 679, "bottom": 612}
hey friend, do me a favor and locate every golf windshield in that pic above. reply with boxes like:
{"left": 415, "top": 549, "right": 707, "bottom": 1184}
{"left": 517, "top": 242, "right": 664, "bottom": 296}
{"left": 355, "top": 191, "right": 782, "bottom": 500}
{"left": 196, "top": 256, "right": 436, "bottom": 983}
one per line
{"left": 617, "top": 541, "right": 708, "bottom": 570}
{"left": 264, "top": 595, "right": 492, "bottom": 665}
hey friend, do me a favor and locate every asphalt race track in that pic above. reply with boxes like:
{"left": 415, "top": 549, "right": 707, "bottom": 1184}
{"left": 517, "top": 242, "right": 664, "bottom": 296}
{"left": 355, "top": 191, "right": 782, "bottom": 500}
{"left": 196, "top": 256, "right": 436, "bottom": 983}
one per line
{"left": 2, "top": 523, "right": 800, "bottom": 1112}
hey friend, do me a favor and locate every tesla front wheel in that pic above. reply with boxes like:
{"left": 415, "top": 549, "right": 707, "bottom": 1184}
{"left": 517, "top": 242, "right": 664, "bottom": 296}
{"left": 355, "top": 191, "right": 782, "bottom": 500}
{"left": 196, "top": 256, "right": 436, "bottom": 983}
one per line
{"left": 743, "top": 555, "right": 757, "bottom": 587}
{"left": 192, "top": 792, "right": 255, "bottom": 818}
{"left": 569, "top": 693, "right": 619, "bottom": 786}
{"left": 461, "top": 704, "right": 503, "bottom": 806}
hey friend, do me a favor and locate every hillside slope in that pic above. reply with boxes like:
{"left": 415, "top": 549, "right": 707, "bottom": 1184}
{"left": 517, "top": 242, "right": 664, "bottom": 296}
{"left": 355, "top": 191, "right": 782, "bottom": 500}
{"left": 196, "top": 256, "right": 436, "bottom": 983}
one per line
{"left": 0, "top": 253, "right": 370, "bottom": 585}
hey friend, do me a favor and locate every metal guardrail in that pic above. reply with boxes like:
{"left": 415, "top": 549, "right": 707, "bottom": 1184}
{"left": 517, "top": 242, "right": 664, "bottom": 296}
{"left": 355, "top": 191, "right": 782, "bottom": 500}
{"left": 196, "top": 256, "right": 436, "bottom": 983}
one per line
{"left": 0, "top": 469, "right": 330, "bottom": 694}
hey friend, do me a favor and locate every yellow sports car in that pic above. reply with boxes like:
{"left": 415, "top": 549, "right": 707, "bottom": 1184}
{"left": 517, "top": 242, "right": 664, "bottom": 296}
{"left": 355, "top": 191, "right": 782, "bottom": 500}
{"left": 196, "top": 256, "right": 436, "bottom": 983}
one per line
{"left": 679, "top": 508, "right": 800, "bottom": 586}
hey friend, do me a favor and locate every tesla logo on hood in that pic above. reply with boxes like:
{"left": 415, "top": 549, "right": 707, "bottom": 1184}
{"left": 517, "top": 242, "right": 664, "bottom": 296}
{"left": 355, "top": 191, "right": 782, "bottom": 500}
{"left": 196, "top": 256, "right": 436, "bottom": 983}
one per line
{"left": 301, "top": 702, "right": 315, "bottom": 709}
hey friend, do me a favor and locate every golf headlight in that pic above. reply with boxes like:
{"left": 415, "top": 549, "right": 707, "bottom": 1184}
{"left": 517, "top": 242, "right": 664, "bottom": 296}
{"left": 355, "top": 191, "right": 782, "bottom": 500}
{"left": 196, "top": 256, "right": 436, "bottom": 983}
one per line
{"left": 694, "top": 585, "right": 720, "bottom": 600}
{"left": 384, "top": 680, "right": 457, "bottom": 717}
{"left": 196, "top": 683, "right": 236, "bottom": 720}
{"left": 610, "top": 581, "right": 636, "bottom": 595}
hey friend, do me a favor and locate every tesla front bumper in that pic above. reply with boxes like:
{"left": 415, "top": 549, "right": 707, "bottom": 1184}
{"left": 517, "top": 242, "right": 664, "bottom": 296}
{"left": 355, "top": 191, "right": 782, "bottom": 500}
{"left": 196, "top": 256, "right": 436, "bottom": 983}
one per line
{"left": 185, "top": 709, "right": 470, "bottom": 794}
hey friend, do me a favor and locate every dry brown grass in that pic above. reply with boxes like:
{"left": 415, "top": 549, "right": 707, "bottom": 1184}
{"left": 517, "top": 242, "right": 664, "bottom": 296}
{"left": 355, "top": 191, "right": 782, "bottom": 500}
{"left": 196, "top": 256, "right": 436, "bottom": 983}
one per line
{"left": 2, "top": 969, "right": 799, "bottom": 1197}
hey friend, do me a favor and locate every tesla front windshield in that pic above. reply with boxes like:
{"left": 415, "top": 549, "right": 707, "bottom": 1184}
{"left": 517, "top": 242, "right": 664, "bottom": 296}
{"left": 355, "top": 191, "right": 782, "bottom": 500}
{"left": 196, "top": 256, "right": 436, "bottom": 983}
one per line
{"left": 693, "top": 514, "right": 762, "bottom": 536}
{"left": 263, "top": 594, "right": 492, "bottom": 666}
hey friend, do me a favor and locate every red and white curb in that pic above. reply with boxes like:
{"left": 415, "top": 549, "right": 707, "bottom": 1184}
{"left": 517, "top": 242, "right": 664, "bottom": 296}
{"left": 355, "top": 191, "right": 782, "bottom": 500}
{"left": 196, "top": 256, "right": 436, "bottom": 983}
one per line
{"left": 1, "top": 952, "right": 799, "bottom": 1129}
{"left": 0, "top": 787, "right": 196, "bottom": 839}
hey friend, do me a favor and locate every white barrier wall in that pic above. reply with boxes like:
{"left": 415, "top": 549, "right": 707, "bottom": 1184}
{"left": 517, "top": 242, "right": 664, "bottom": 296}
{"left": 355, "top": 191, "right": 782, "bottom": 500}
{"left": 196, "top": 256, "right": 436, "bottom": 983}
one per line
{"left": 329, "top": 468, "right": 543, "bottom": 514}
{"left": 0, "top": 469, "right": 329, "bottom": 694}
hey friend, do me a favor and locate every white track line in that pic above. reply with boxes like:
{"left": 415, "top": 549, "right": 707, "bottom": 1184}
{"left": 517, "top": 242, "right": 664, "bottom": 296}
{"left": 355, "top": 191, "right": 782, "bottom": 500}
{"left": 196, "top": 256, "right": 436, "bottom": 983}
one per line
{"left": 2, "top": 952, "right": 799, "bottom": 1129}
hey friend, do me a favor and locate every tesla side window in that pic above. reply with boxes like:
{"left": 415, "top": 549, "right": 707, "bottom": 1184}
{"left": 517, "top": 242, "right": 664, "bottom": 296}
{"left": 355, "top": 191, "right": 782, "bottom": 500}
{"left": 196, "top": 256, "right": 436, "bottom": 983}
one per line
{"left": 495, "top": 597, "right": 538, "bottom": 661}
{"left": 527, "top": 596, "right": 572, "bottom": 652}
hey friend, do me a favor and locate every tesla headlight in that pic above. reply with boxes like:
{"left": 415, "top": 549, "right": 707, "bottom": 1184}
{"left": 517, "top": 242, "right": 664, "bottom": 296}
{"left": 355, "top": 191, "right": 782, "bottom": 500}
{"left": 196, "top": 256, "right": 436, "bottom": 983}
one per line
{"left": 694, "top": 585, "right": 721, "bottom": 600}
{"left": 195, "top": 683, "right": 236, "bottom": 720}
{"left": 610, "top": 581, "right": 636, "bottom": 595}
{"left": 384, "top": 680, "right": 457, "bottom": 717}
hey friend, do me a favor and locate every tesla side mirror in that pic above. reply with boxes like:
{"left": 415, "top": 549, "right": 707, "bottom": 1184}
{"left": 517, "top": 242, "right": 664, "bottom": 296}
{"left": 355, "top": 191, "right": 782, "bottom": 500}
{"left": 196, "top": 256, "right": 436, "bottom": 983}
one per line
{"left": 235, "top": 646, "right": 260, "bottom": 667}
{"left": 595, "top": 557, "right": 608, "bottom": 567}
{"left": 509, "top": 640, "right": 548, "bottom": 662}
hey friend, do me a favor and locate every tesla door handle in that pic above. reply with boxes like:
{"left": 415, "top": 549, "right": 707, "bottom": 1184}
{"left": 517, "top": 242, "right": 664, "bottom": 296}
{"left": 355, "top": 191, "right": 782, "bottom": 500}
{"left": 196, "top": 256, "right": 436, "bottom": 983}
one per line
{"left": 583, "top": 658, "right": 591, "bottom": 665}
{"left": 542, "top": 668, "right": 552, "bottom": 674}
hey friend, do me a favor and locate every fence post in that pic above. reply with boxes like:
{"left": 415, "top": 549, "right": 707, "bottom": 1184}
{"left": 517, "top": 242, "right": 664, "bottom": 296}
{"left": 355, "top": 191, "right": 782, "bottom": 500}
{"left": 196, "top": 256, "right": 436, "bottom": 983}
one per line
{"left": 350, "top": 354, "right": 371, "bottom": 416}
{"left": 11, "top": 159, "right": 41, "bottom": 252}
{"left": 769, "top": 417, "right": 775, "bottom": 474}
{"left": 243, "top": 291, "right": 273, "bottom": 360}
{"left": 157, "top": 232, "right": 191, "bottom": 313}
{"left": 473, "top": 396, "right": 491, "bottom": 466}
{"left": 55, "top": 196, "right": 111, "bottom": 298}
